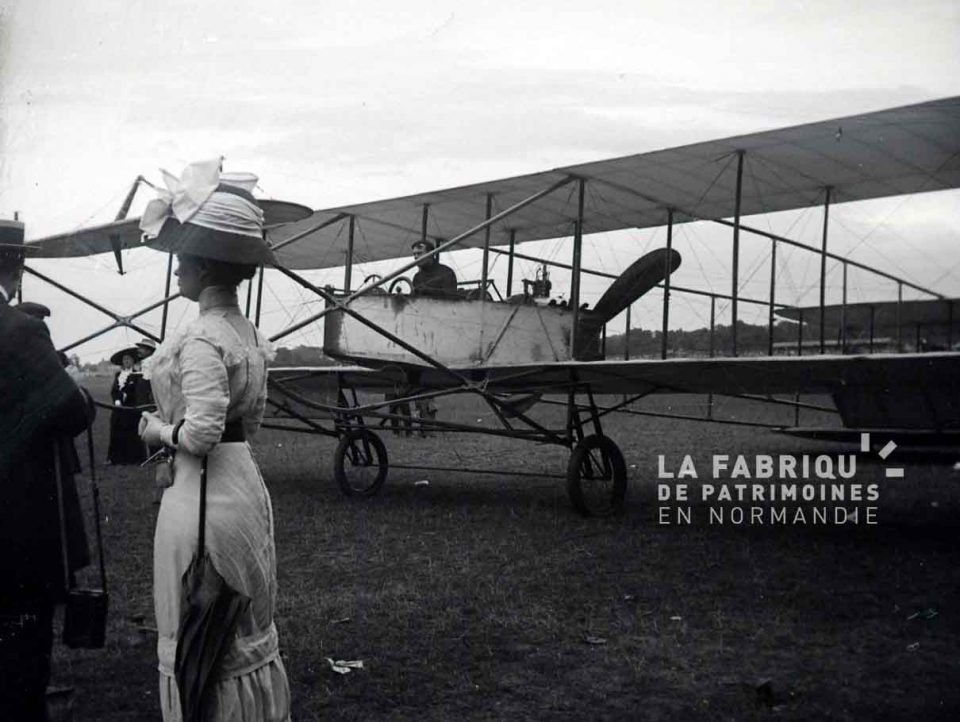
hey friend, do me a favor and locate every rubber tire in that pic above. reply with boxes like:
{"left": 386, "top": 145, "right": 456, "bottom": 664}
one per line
{"left": 334, "top": 428, "right": 389, "bottom": 497}
{"left": 566, "top": 434, "right": 627, "bottom": 517}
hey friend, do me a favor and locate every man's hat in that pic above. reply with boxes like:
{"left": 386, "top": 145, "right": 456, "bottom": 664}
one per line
{"left": 136, "top": 338, "right": 157, "bottom": 359}
{"left": 15, "top": 301, "right": 51, "bottom": 319}
{"left": 0, "top": 219, "right": 36, "bottom": 255}
{"left": 110, "top": 346, "right": 141, "bottom": 366}
{"left": 411, "top": 238, "right": 436, "bottom": 251}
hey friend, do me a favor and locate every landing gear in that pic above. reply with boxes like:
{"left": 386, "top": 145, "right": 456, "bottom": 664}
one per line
{"left": 334, "top": 428, "right": 389, "bottom": 497}
{"left": 566, "top": 434, "right": 626, "bottom": 517}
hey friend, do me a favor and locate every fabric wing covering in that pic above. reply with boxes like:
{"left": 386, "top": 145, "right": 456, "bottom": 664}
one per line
{"left": 262, "top": 96, "right": 960, "bottom": 269}
{"left": 26, "top": 96, "right": 960, "bottom": 269}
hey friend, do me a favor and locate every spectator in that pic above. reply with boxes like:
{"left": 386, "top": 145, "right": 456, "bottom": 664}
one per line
{"left": 106, "top": 346, "right": 149, "bottom": 465}
{"left": 0, "top": 219, "right": 96, "bottom": 720}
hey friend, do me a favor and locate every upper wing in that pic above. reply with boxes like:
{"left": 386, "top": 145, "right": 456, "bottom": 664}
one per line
{"left": 269, "top": 96, "right": 960, "bottom": 269}
{"left": 27, "top": 98, "right": 960, "bottom": 266}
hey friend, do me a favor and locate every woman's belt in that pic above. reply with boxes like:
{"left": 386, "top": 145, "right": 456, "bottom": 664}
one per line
{"left": 220, "top": 419, "right": 246, "bottom": 443}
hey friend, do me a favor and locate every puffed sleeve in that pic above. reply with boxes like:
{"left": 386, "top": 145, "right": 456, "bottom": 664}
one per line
{"left": 174, "top": 335, "right": 229, "bottom": 456}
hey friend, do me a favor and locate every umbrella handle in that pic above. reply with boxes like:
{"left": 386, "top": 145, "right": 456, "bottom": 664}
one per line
{"left": 197, "top": 456, "right": 208, "bottom": 554}
{"left": 87, "top": 427, "right": 108, "bottom": 593}
{"left": 53, "top": 442, "right": 72, "bottom": 592}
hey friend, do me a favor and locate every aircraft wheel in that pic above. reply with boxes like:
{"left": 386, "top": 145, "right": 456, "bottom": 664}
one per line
{"left": 566, "top": 434, "right": 627, "bottom": 517}
{"left": 334, "top": 428, "right": 389, "bottom": 497}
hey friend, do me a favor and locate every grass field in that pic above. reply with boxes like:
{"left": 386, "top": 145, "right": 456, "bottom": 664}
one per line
{"left": 50, "top": 375, "right": 960, "bottom": 721}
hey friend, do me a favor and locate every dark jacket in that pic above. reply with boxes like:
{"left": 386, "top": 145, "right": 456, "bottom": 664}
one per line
{"left": 110, "top": 368, "right": 144, "bottom": 407}
{"left": 412, "top": 261, "right": 458, "bottom": 298}
{"left": 107, "top": 369, "right": 149, "bottom": 464}
{"left": 0, "top": 298, "right": 96, "bottom": 606}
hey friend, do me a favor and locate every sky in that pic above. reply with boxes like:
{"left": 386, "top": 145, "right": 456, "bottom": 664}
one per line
{"left": 1, "top": 0, "right": 958, "bottom": 361}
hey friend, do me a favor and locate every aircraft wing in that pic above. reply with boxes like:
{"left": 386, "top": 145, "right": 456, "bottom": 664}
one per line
{"left": 24, "top": 200, "right": 312, "bottom": 259}
{"left": 25, "top": 218, "right": 143, "bottom": 259}
{"left": 269, "top": 96, "right": 960, "bottom": 269}
{"left": 270, "top": 351, "right": 960, "bottom": 430}
{"left": 777, "top": 298, "right": 960, "bottom": 334}
{"left": 28, "top": 98, "right": 958, "bottom": 267}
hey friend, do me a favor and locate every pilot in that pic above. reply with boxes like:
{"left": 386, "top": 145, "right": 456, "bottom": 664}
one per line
{"left": 411, "top": 238, "right": 458, "bottom": 298}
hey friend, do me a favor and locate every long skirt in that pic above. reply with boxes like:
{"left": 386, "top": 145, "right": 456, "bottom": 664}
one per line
{"left": 154, "top": 442, "right": 290, "bottom": 721}
{"left": 108, "top": 406, "right": 147, "bottom": 464}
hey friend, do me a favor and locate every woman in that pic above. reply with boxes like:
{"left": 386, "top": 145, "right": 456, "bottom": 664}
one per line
{"left": 107, "top": 346, "right": 148, "bottom": 464}
{"left": 138, "top": 160, "right": 290, "bottom": 721}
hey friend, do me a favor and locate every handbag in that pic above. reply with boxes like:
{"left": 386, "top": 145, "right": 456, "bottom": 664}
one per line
{"left": 54, "top": 426, "right": 109, "bottom": 649}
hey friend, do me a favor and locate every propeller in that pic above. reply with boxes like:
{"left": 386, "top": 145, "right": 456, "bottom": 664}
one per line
{"left": 575, "top": 247, "right": 682, "bottom": 359}
{"left": 591, "top": 247, "right": 682, "bottom": 325}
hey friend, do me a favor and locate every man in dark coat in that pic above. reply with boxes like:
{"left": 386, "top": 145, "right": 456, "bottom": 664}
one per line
{"left": 411, "top": 239, "right": 459, "bottom": 298}
{"left": 0, "top": 219, "right": 96, "bottom": 721}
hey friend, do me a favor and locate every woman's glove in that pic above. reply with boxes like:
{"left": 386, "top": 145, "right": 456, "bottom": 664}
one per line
{"left": 139, "top": 411, "right": 168, "bottom": 446}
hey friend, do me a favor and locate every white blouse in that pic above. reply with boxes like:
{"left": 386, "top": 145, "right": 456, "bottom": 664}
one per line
{"left": 143, "top": 286, "right": 275, "bottom": 455}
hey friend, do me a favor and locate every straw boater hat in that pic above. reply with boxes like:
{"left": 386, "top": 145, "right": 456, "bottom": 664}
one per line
{"left": 110, "top": 346, "right": 141, "bottom": 366}
{"left": 136, "top": 338, "right": 157, "bottom": 359}
{"left": 139, "top": 158, "right": 275, "bottom": 265}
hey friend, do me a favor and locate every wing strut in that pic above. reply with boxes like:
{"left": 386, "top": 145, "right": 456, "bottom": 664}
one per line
{"left": 819, "top": 186, "right": 832, "bottom": 354}
{"left": 343, "top": 216, "right": 355, "bottom": 292}
{"left": 731, "top": 150, "right": 744, "bottom": 356}
{"left": 661, "top": 208, "right": 674, "bottom": 360}
{"left": 110, "top": 175, "right": 145, "bottom": 274}
{"left": 570, "top": 178, "right": 586, "bottom": 356}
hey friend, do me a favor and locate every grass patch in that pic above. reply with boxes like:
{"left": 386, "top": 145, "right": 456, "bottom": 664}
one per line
{"left": 52, "top": 380, "right": 960, "bottom": 720}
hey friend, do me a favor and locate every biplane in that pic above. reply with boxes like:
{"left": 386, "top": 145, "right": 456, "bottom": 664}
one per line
{"left": 23, "top": 95, "right": 960, "bottom": 516}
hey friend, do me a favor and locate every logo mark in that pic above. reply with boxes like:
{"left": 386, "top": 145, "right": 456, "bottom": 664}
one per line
{"left": 861, "top": 433, "right": 903, "bottom": 478}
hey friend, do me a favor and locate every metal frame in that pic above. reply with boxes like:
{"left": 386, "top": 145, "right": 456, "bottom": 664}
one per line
{"left": 23, "top": 161, "right": 945, "bottom": 448}
{"left": 33, "top": 156, "right": 944, "bottom": 371}
{"left": 17, "top": 158, "right": 958, "bottom": 514}
{"left": 249, "top": 159, "right": 951, "bottom": 449}
{"left": 20, "top": 160, "right": 956, "bottom": 496}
